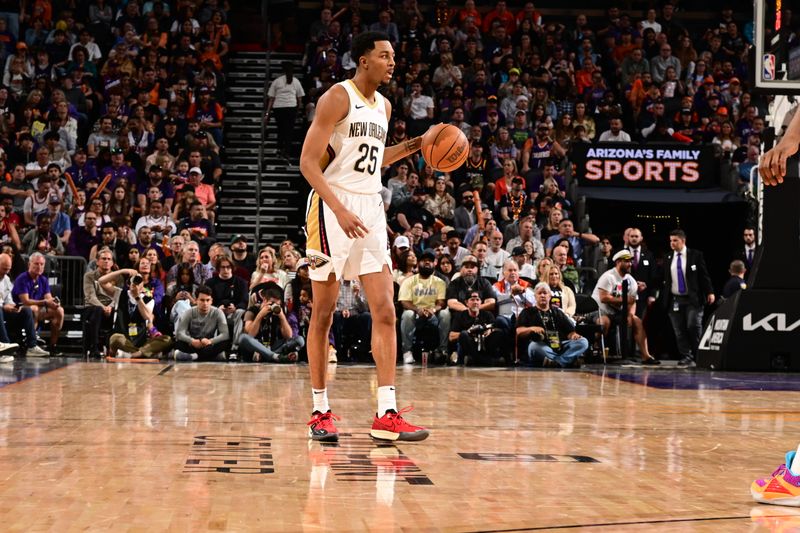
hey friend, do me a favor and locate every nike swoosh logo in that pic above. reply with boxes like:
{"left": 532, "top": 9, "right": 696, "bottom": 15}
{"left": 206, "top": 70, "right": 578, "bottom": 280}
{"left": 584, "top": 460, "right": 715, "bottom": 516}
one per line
{"left": 313, "top": 391, "right": 325, "bottom": 394}
{"left": 355, "top": 105, "right": 365, "bottom": 109}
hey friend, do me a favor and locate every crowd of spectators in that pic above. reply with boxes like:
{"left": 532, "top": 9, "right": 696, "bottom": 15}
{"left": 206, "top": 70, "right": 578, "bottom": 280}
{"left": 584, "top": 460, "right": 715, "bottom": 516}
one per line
{"left": 0, "top": 0, "right": 233, "bottom": 359}
{"left": 0, "top": 1, "right": 762, "bottom": 367}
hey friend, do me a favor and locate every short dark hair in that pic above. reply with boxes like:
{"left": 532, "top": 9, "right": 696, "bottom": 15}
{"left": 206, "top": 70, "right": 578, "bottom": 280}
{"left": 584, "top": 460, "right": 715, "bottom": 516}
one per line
{"left": 102, "top": 221, "right": 118, "bottom": 231}
{"left": 351, "top": 31, "right": 391, "bottom": 67}
{"left": 196, "top": 285, "right": 213, "bottom": 298}
{"left": 670, "top": 229, "right": 687, "bottom": 240}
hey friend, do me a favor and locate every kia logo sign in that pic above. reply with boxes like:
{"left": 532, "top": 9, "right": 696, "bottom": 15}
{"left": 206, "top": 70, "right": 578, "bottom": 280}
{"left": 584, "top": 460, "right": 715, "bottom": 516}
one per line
{"left": 743, "top": 313, "right": 800, "bottom": 332}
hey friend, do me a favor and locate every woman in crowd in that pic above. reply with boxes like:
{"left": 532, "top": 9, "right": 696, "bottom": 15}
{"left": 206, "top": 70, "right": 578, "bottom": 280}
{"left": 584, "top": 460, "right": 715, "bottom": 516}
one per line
{"left": 425, "top": 175, "right": 456, "bottom": 225}
{"left": 494, "top": 158, "right": 525, "bottom": 204}
{"left": 106, "top": 185, "right": 133, "bottom": 219}
{"left": 143, "top": 248, "right": 166, "bottom": 285}
{"left": 572, "top": 101, "right": 595, "bottom": 141}
{"left": 490, "top": 127, "right": 518, "bottom": 168}
{"left": 436, "top": 254, "right": 455, "bottom": 282}
{"left": 393, "top": 249, "right": 417, "bottom": 285}
{"left": 547, "top": 265, "right": 576, "bottom": 318}
{"left": 0, "top": 204, "right": 22, "bottom": 251}
{"left": 137, "top": 255, "right": 167, "bottom": 332}
{"left": 168, "top": 262, "right": 199, "bottom": 330}
{"left": 250, "top": 246, "right": 289, "bottom": 289}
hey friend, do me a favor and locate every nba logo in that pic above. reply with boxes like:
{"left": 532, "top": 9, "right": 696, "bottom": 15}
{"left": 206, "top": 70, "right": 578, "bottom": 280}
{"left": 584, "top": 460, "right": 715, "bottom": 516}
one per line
{"left": 764, "top": 54, "right": 776, "bottom": 81}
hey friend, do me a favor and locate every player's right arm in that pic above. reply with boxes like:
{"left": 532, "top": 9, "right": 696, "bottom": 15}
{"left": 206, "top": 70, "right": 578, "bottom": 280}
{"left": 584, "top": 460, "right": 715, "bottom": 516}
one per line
{"left": 760, "top": 104, "right": 800, "bottom": 186}
{"left": 300, "top": 85, "right": 369, "bottom": 239}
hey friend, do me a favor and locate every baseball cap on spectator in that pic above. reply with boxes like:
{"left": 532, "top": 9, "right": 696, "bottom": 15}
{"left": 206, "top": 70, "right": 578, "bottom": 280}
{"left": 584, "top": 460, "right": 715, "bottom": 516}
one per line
{"left": 149, "top": 164, "right": 162, "bottom": 172}
{"left": 419, "top": 249, "right": 436, "bottom": 261}
{"left": 164, "top": 117, "right": 178, "bottom": 125}
{"left": 708, "top": 93, "right": 720, "bottom": 100}
{"left": 394, "top": 235, "right": 410, "bottom": 249}
{"left": 110, "top": 147, "right": 123, "bottom": 155}
{"left": 198, "top": 86, "right": 210, "bottom": 94}
{"left": 516, "top": 95, "right": 529, "bottom": 103}
{"left": 516, "top": 110, "right": 527, "bottom": 116}
{"left": 16, "top": 42, "right": 26, "bottom": 50}
{"left": 189, "top": 167, "right": 203, "bottom": 175}
{"left": 441, "top": 225, "right": 455, "bottom": 234}
{"left": 511, "top": 246, "right": 526, "bottom": 257}
{"left": 488, "top": 109, "right": 499, "bottom": 116}
{"left": 509, "top": 68, "right": 521, "bottom": 76}
{"left": 193, "top": 130, "right": 208, "bottom": 139}
{"left": 487, "top": 95, "right": 498, "bottom": 102}
{"left": 297, "top": 258, "right": 310, "bottom": 269}
{"left": 704, "top": 77, "right": 715, "bottom": 84}
{"left": 730, "top": 77, "right": 741, "bottom": 84}
{"left": 681, "top": 108, "right": 692, "bottom": 114}
{"left": 49, "top": 196, "right": 62, "bottom": 205}
{"left": 717, "top": 107, "right": 729, "bottom": 116}
{"left": 461, "top": 255, "right": 479, "bottom": 266}
{"left": 229, "top": 234, "right": 247, "bottom": 246}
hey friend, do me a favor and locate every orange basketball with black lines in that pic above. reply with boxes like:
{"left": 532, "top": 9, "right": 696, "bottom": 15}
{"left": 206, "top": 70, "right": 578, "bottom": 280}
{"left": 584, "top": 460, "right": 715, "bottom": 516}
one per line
{"left": 421, "top": 124, "right": 469, "bottom": 172}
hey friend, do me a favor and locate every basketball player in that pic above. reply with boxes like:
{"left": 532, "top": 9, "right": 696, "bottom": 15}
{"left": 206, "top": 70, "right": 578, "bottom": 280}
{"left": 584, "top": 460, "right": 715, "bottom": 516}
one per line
{"left": 751, "top": 107, "right": 800, "bottom": 505}
{"left": 298, "top": 31, "right": 430, "bottom": 443}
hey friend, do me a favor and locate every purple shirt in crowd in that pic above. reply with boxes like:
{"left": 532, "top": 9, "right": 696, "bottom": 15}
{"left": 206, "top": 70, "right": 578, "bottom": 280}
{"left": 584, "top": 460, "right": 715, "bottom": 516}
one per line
{"left": 12, "top": 272, "right": 50, "bottom": 304}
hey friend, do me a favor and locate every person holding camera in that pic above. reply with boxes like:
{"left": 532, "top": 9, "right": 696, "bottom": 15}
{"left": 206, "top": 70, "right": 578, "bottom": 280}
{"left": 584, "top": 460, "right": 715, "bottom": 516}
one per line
{"left": 173, "top": 285, "right": 230, "bottom": 361}
{"left": 448, "top": 290, "right": 505, "bottom": 366}
{"left": 106, "top": 268, "right": 174, "bottom": 359}
{"left": 516, "top": 282, "right": 589, "bottom": 368}
{"left": 12, "top": 252, "right": 64, "bottom": 356}
{"left": 239, "top": 281, "right": 304, "bottom": 363}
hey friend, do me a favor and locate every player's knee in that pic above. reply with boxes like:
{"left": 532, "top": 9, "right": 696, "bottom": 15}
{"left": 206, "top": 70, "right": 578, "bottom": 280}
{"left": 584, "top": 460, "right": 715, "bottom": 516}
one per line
{"left": 371, "top": 307, "right": 395, "bottom": 328}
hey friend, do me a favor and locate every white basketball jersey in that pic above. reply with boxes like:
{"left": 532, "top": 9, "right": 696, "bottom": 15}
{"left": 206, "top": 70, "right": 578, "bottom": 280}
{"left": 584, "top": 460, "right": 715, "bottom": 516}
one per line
{"left": 321, "top": 80, "right": 388, "bottom": 194}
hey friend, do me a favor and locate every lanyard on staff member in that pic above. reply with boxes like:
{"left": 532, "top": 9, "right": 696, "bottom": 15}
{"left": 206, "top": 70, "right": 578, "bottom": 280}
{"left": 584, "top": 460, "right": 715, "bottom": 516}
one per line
{"left": 538, "top": 308, "right": 561, "bottom": 349}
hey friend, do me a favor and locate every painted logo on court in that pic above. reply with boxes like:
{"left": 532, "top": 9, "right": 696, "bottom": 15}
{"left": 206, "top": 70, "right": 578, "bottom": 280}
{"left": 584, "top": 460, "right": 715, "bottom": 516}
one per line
{"left": 184, "top": 436, "right": 274, "bottom": 474}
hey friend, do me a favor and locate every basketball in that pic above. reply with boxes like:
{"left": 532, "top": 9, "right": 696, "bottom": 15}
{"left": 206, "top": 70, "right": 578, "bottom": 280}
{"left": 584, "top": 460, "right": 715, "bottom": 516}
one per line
{"left": 421, "top": 124, "right": 469, "bottom": 172}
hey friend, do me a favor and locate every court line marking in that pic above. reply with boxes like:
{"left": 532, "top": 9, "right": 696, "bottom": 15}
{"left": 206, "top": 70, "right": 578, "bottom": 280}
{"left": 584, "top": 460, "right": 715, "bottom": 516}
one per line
{"left": 468, "top": 514, "right": 753, "bottom": 531}
{"left": 158, "top": 364, "right": 174, "bottom": 375}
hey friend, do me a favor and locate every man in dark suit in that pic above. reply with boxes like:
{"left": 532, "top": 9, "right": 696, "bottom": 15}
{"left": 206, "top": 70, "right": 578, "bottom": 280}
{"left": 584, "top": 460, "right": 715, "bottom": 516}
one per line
{"left": 626, "top": 227, "right": 658, "bottom": 319}
{"left": 734, "top": 226, "right": 757, "bottom": 271}
{"left": 662, "top": 229, "right": 715, "bottom": 366}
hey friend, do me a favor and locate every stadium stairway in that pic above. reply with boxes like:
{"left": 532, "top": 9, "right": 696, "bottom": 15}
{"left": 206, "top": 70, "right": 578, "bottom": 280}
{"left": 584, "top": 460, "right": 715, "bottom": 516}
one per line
{"left": 218, "top": 51, "right": 309, "bottom": 251}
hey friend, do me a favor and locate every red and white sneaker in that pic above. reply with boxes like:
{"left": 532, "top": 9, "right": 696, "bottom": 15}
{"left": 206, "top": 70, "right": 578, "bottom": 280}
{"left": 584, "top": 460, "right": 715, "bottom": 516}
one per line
{"left": 370, "top": 406, "right": 429, "bottom": 442}
{"left": 307, "top": 411, "right": 339, "bottom": 442}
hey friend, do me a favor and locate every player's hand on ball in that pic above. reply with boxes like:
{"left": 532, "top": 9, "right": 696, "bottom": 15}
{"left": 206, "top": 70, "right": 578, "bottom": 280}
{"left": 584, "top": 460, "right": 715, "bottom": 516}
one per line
{"left": 335, "top": 208, "right": 369, "bottom": 239}
{"left": 759, "top": 140, "right": 798, "bottom": 186}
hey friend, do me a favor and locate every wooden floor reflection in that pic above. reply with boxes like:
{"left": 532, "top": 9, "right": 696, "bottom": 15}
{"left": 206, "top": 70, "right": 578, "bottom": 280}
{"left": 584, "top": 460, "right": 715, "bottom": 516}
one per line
{"left": 0, "top": 361, "right": 798, "bottom": 532}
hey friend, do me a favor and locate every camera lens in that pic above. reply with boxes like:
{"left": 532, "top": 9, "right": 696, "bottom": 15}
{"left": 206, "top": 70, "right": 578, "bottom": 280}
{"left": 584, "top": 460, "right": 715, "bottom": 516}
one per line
{"left": 271, "top": 304, "right": 281, "bottom": 315}
{"left": 132, "top": 275, "right": 143, "bottom": 285}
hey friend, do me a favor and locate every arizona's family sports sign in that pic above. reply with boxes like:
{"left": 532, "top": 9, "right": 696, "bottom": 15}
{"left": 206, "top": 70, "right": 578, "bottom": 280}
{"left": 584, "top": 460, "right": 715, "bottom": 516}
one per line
{"left": 572, "top": 143, "right": 719, "bottom": 188}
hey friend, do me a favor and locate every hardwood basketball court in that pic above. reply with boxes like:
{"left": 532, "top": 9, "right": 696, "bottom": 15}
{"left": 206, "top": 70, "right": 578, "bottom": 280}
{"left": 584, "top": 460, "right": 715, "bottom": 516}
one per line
{"left": 0, "top": 360, "right": 796, "bottom": 531}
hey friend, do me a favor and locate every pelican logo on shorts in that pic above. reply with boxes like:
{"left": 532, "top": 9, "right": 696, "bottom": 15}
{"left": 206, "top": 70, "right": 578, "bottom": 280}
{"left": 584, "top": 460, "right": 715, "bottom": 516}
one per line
{"left": 307, "top": 254, "right": 330, "bottom": 270}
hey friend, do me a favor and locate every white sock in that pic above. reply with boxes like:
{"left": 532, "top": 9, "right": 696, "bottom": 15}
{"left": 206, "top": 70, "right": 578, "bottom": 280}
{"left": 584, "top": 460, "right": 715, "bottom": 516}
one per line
{"left": 791, "top": 444, "right": 800, "bottom": 474}
{"left": 312, "top": 388, "right": 329, "bottom": 414}
{"left": 377, "top": 386, "right": 397, "bottom": 415}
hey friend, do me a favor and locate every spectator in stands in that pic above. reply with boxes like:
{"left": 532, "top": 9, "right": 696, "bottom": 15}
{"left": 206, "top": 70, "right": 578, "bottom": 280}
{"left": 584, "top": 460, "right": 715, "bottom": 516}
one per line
{"left": 23, "top": 175, "right": 56, "bottom": 227}
{"left": 134, "top": 225, "right": 164, "bottom": 260}
{"left": 240, "top": 281, "right": 303, "bottom": 363}
{"left": 184, "top": 167, "right": 215, "bottom": 221}
{"left": 135, "top": 198, "right": 176, "bottom": 244}
{"left": 546, "top": 265, "right": 576, "bottom": 317}
{"left": 67, "top": 209, "right": 101, "bottom": 260}
{"left": 47, "top": 196, "right": 72, "bottom": 248}
{"left": 12, "top": 252, "right": 64, "bottom": 355}
{"left": 0, "top": 252, "right": 39, "bottom": 358}
{"left": 176, "top": 200, "right": 215, "bottom": 256}
{"left": 552, "top": 245, "right": 579, "bottom": 289}
{"left": 230, "top": 234, "right": 256, "bottom": 280}
{"left": 453, "top": 191, "right": 478, "bottom": 238}
{"left": 651, "top": 42, "right": 681, "bottom": 84}
{"left": 90, "top": 221, "right": 128, "bottom": 266}
{"left": 425, "top": 175, "right": 456, "bottom": 224}
{"left": 250, "top": 246, "right": 289, "bottom": 290}
{"left": 172, "top": 285, "right": 230, "bottom": 361}
{"left": 3, "top": 164, "right": 34, "bottom": 218}
{"left": 598, "top": 117, "right": 632, "bottom": 142}
{"left": 0, "top": 204, "right": 21, "bottom": 252}
{"left": 446, "top": 254, "right": 496, "bottom": 310}
{"left": 493, "top": 259, "right": 534, "bottom": 330}
{"left": 167, "top": 240, "right": 212, "bottom": 290}
{"left": 545, "top": 218, "right": 599, "bottom": 259}
{"left": 22, "top": 213, "right": 63, "bottom": 256}
{"left": 442, "top": 229, "right": 470, "bottom": 268}
{"left": 82, "top": 247, "right": 119, "bottom": 358}
{"left": 505, "top": 216, "right": 543, "bottom": 260}
{"left": 593, "top": 250, "right": 658, "bottom": 364}
{"left": 448, "top": 289, "right": 505, "bottom": 366}
{"left": 486, "top": 229, "right": 510, "bottom": 273}
{"left": 510, "top": 245, "right": 536, "bottom": 280}
{"left": 404, "top": 80, "right": 434, "bottom": 137}
{"left": 516, "top": 283, "right": 588, "bottom": 368}
{"left": 399, "top": 249, "right": 449, "bottom": 364}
